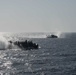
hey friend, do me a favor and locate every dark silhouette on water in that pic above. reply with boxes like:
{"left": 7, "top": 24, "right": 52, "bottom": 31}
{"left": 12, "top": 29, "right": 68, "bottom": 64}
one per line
{"left": 47, "top": 34, "right": 58, "bottom": 38}
{"left": 9, "top": 40, "right": 39, "bottom": 50}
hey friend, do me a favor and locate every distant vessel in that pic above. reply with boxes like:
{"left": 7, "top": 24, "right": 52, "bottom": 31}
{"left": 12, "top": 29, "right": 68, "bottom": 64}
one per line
{"left": 46, "top": 34, "right": 58, "bottom": 38}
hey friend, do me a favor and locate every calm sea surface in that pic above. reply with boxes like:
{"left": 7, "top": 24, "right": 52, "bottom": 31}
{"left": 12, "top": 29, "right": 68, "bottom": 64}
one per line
{"left": 0, "top": 33, "right": 76, "bottom": 75}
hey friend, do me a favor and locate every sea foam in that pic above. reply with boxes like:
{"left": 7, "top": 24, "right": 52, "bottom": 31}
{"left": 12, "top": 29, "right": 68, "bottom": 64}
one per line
{"left": 0, "top": 33, "right": 9, "bottom": 50}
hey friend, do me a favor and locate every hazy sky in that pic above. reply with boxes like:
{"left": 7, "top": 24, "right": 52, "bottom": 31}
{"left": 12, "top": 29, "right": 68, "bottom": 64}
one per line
{"left": 0, "top": 0, "right": 76, "bottom": 32}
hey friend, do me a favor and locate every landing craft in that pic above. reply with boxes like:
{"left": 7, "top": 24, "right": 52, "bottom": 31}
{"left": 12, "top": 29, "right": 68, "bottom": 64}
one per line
{"left": 46, "top": 34, "right": 58, "bottom": 38}
{"left": 9, "top": 40, "right": 40, "bottom": 50}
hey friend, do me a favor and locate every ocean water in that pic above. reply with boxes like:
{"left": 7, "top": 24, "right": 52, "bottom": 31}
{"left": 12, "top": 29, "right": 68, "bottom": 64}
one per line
{"left": 0, "top": 32, "right": 76, "bottom": 75}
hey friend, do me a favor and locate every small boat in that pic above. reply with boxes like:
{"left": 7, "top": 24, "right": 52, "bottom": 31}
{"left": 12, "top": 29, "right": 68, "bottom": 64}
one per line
{"left": 47, "top": 34, "right": 58, "bottom": 38}
{"left": 9, "top": 40, "right": 39, "bottom": 50}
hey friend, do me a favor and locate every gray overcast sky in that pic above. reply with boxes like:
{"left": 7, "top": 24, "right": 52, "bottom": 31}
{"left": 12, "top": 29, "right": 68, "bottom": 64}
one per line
{"left": 0, "top": 0, "right": 76, "bottom": 32}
